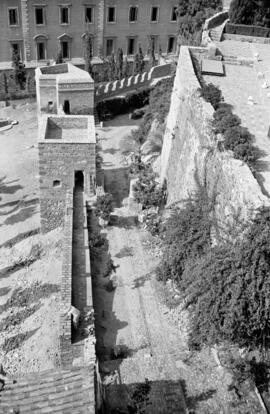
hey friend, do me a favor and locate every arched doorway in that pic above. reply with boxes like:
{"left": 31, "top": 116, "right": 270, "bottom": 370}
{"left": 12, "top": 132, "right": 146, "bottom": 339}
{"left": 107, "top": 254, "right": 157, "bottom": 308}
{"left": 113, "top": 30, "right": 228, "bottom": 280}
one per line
{"left": 63, "top": 100, "right": 70, "bottom": 114}
{"left": 74, "top": 170, "right": 84, "bottom": 190}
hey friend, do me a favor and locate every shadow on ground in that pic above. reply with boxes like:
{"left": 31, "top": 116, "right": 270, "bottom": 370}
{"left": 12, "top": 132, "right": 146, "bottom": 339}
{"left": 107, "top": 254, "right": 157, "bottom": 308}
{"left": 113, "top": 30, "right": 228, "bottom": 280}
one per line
{"left": 0, "top": 176, "right": 23, "bottom": 195}
{"left": 104, "top": 167, "right": 130, "bottom": 208}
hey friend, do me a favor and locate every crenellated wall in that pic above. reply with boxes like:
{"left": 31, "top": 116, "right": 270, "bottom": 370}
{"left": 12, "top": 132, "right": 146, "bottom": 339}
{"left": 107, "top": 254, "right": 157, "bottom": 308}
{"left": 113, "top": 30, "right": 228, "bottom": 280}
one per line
{"left": 95, "top": 63, "right": 172, "bottom": 102}
{"left": 160, "top": 46, "right": 269, "bottom": 231}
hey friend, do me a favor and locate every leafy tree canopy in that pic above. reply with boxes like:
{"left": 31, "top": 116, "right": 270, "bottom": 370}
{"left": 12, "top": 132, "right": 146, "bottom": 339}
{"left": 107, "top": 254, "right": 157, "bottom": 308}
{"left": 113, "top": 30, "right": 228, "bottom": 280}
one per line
{"left": 229, "top": 0, "right": 270, "bottom": 27}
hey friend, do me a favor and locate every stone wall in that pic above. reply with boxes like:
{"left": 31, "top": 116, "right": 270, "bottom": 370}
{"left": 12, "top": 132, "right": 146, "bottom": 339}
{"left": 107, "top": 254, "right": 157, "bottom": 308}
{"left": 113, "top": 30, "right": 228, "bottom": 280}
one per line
{"left": 160, "top": 46, "right": 269, "bottom": 230}
{"left": 60, "top": 190, "right": 73, "bottom": 366}
{"left": 38, "top": 141, "right": 96, "bottom": 233}
{"left": 223, "top": 33, "right": 270, "bottom": 44}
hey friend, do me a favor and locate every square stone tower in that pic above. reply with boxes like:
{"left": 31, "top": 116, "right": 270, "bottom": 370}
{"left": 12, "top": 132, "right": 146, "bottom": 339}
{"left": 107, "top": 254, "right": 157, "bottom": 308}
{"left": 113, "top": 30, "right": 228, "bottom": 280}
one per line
{"left": 38, "top": 115, "right": 96, "bottom": 232}
{"left": 35, "top": 63, "right": 94, "bottom": 116}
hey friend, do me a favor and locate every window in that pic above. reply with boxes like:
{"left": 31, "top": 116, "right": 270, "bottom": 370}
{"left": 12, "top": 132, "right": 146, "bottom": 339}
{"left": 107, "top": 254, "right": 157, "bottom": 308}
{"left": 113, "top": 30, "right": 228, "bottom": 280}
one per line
{"left": 85, "top": 6, "right": 93, "bottom": 23}
{"left": 127, "top": 38, "right": 136, "bottom": 55}
{"left": 37, "top": 42, "right": 46, "bottom": 60}
{"left": 35, "top": 7, "right": 44, "bottom": 25}
{"left": 151, "top": 6, "right": 159, "bottom": 22}
{"left": 107, "top": 6, "right": 116, "bottom": 23}
{"left": 129, "top": 6, "right": 138, "bottom": 22}
{"left": 60, "top": 6, "right": 69, "bottom": 24}
{"left": 8, "top": 8, "right": 19, "bottom": 26}
{"left": 171, "top": 6, "right": 177, "bottom": 22}
{"left": 10, "top": 43, "right": 21, "bottom": 59}
{"left": 53, "top": 180, "right": 61, "bottom": 187}
{"left": 61, "top": 41, "right": 70, "bottom": 59}
{"left": 106, "top": 39, "right": 114, "bottom": 56}
{"left": 167, "top": 37, "right": 176, "bottom": 53}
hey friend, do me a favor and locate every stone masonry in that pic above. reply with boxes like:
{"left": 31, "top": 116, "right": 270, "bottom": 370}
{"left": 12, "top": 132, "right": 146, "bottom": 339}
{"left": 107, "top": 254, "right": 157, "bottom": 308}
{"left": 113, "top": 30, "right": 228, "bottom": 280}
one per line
{"left": 35, "top": 63, "right": 94, "bottom": 115}
{"left": 38, "top": 115, "right": 96, "bottom": 233}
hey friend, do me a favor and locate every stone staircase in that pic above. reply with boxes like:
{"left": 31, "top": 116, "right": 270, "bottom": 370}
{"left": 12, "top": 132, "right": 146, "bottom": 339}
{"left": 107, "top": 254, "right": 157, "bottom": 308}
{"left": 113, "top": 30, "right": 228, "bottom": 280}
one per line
{"left": 0, "top": 365, "right": 95, "bottom": 414}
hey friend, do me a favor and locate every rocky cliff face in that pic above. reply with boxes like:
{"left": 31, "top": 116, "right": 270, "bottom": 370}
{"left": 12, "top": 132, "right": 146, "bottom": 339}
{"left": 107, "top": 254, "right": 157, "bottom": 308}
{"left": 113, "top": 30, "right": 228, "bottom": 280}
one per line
{"left": 160, "top": 46, "right": 269, "bottom": 231}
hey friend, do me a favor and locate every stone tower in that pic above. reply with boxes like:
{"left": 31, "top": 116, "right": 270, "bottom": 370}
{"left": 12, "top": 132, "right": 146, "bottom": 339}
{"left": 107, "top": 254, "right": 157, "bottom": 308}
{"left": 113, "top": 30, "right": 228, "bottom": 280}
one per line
{"left": 36, "top": 63, "right": 96, "bottom": 233}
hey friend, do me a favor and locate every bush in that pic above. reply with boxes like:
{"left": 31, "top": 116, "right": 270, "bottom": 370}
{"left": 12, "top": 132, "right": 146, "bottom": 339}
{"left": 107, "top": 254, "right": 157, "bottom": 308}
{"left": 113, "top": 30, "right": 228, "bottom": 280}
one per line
{"left": 229, "top": 0, "right": 270, "bottom": 28}
{"left": 199, "top": 83, "right": 223, "bottom": 109}
{"left": 131, "top": 77, "right": 174, "bottom": 145}
{"left": 212, "top": 113, "right": 241, "bottom": 134}
{"left": 181, "top": 207, "right": 270, "bottom": 351}
{"left": 96, "top": 88, "right": 151, "bottom": 120}
{"left": 94, "top": 193, "right": 114, "bottom": 221}
{"left": 157, "top": 188, "right": 212, "bottom": 284}
{"left": 133, "top": 168, "right": 165, "bottom": 209}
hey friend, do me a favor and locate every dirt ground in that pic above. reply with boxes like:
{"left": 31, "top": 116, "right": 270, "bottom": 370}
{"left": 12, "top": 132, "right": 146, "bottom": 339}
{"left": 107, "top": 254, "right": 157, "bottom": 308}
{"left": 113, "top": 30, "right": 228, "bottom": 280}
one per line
{"left": 0, "top": 100, "right": 62, "bottom": 376}
{"left": 93, "top": 116, "right": 237, "bottom": 413}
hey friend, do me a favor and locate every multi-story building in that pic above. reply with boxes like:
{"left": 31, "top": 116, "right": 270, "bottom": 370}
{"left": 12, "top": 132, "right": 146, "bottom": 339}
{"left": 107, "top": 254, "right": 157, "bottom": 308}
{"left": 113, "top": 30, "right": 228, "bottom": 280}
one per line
{"left": 0, "top": 0, "right": 178, "bottom": 69}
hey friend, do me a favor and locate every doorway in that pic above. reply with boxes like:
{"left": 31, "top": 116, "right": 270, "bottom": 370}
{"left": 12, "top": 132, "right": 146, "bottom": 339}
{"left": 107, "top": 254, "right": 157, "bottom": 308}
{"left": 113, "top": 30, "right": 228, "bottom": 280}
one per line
{"left": 63, "top": 100, "right": 70, "bottom": 114}
{"left": 74, "top": 170, "right": 84, "bottom": 190}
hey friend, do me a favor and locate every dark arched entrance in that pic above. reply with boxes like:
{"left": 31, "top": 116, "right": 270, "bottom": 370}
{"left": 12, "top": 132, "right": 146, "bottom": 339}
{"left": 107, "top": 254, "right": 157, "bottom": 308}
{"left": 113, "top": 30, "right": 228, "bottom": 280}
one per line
{"left": 63, "top": 100, "right": 70, "bottom": 114}
{"left": 74, "top": 170, "right": 84, "bottom": 190}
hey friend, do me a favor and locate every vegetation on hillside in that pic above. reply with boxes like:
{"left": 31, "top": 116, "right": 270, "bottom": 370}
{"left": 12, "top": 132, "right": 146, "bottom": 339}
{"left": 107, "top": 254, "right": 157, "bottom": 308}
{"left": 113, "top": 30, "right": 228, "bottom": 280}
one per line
{"left": 132, "top": 76, "right": 175, "bottom": 145}
{"left": 177, "top": 0, "right": 222, "bottom": 45}
{"left": 157, "top": 186, "right": 270, "bottom": 353}
{"left": 229, "top": 0, "right": 270, "bottom": 27}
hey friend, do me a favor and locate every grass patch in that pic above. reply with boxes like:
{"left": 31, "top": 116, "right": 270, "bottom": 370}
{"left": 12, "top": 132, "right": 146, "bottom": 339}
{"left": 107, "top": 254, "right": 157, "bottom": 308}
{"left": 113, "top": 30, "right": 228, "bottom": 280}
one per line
{"left": 2, "top": 329, "right": 38, "bottom": 354}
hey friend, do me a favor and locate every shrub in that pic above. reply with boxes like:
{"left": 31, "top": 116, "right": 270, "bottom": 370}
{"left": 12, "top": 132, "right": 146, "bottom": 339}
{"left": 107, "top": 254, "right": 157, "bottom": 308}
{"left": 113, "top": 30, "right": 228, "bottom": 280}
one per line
{"left": 212, "top": 113, "right": 241, "bottom": 134}
{"left": 229, "top": 0, "right": 270, "bottom": 28}
{"left": 181, "top": 207, "right": 270, "bottom": 351}
{"left": 199, "top": 83, "right": 223, "bottom": 109}
{"left": 95, "top": 193, "right": 114, "bottom": 221}
{"left": 156, "top": 187, "right": 212, "bottom": 284}
{"left": 133, "top": 168, "right": 165, "bottom": 209}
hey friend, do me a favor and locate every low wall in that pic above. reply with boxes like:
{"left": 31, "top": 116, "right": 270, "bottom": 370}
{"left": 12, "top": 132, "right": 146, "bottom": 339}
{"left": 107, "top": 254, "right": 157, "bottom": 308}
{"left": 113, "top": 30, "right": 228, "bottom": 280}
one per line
{"left": 204, "top": 11, "right": 228, "bottom": 30}
{"left": 95, "top": 63, "right": 172, "bottom": 102}
{"left": 60, "top": 190, "right": 73, "bottom": 366}
{"left": 160, "top": 46, "right": 269, "bottom": 232}
{"left": 223, "top": 33, "right": 270, "bottom": 44}
{"left": 59, "top": 190, "right": 95, "bottom": 367}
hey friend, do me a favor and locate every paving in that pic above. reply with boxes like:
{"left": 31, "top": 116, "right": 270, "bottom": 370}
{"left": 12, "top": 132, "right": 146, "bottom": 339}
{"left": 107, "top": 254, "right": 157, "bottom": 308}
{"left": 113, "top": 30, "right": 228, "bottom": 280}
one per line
{"left": 204, "top": 40, "right": 270, "bottom": 197}
{"left": 94, "top": 116, "right": 188, "bottom": 413}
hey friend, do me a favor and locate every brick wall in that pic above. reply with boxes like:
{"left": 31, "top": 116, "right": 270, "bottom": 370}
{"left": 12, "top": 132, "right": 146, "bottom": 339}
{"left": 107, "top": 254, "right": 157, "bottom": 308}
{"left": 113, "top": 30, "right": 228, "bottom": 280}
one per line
{"left": 60, "top": 190, "right": 73, "bottom": 366}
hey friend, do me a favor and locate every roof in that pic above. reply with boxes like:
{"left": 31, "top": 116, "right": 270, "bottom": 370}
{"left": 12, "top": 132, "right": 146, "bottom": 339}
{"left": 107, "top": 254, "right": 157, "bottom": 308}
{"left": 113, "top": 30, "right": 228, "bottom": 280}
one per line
{"left": 0, "top": 365, "right": 95, "bottom": 414}
{"left": 36, "top": 63, "right": 94, "bottom": 86}
{"left": 38, "top": 115, "right": 96, "bottom": 144}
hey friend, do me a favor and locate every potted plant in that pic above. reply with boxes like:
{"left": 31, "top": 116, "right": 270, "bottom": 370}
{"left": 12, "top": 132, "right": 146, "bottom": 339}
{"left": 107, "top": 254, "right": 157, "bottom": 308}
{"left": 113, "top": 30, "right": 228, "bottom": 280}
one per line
{"left": 95, "top": 193, "right": 114, "bottom": 227}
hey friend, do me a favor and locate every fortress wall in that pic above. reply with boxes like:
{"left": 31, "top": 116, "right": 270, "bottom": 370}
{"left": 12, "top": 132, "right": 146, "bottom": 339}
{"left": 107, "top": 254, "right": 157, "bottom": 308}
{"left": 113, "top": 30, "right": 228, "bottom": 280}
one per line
{"left": 38, "top": 141, "right": 96, "bottom": 232}
{"left": 160, "top": 46, "right": 269, "bottom": 229}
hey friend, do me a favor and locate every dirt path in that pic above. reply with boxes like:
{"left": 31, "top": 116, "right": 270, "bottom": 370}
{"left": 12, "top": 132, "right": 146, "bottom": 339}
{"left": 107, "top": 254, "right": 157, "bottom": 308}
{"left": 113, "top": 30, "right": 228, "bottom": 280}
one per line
{"left": 93, "top": 115, "right": 187, "bottom": 413}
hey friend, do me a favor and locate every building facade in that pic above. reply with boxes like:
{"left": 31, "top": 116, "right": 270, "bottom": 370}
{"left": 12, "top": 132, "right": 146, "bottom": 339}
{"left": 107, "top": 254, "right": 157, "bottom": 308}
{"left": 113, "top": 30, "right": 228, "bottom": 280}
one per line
{"left": 0, "top": 0, "right": 178, "bottom": 68}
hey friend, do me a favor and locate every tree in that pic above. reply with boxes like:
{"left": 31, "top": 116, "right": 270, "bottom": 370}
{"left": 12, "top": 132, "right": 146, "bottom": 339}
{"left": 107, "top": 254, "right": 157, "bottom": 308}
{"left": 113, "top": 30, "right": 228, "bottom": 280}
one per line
{"left": 56, "top": 50, "right": 63, "bottom": 64}
{"left": 11, "top": 50, "right": 26, "bottom": 90}
{"left": 177, "top": 0, "right": 222, "bottom": 46}
{"left": 108, "top": 53, "right": 116, "bottom": 81}
{"left": 116, "top": 48, "right": 123, "bottom": 79}
{"left": 123, "top": 56, "right": 129, "bottom": 78}
{"left": 133, "top": 53, "right": 140, "bottom": 75}
{"left": 229, "top": 0, "right": 270, "bottom": 27}
{"left": 149, "top": 37, "right": 156, "bottom": 68}
{"left": 84, "top": 31, "right": 93, "bottom": 76}
{"left": 138, "top": 45, "right": 145, "bottom": 73}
